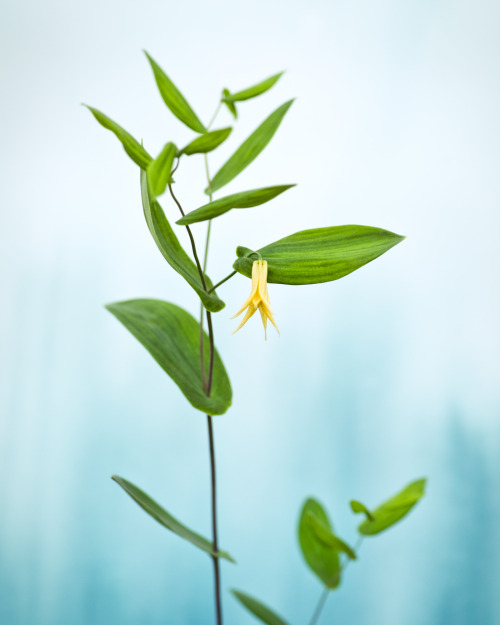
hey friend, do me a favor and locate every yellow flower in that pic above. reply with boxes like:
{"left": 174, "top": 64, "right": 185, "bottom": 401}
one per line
{"left": 232, "top": 260, "right": 279, "bottom": 339}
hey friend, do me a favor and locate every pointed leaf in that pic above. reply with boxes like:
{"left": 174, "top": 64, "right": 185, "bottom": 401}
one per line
{"left": 147, "top": 142, "right": 177, "bottom": 198}
{"left": 141, "top": 169, "right": 225, "bottom": 313}
{"left": 223, "top": 71, "right": 284, "bottom": 102}
{"left": 222, "top": 88, "right": 238, "bottom": 119}
{"left": 144, "top": 51, "right": 206, "bottom": 133}
{"left": 233, "top": 225, "right": 405, "bottom": 285}
{"left": 231, "top": 590, "right": 290, "bottom": 625}
{"left": 177, "top": 185, "right": 295, "bottom": 225}
{"left": 112, "top": 476, "right": 235, "bottom": 562}
{"left": 307, "top": 513, "right": 357, "bottom": 560}
{"left": 207, "top": 100, "right": 294, "bottom": 194}
{"left": 84, "top": 105, "right": 152, "bottom": 168}
{"left": 356, "top": 479, "right": 427, "bottom": 536}
{"left": 106, "top": 299, "right": 232, "bottom": 415}
{"left": 298, "top": 498, "right": 341, "bottom": 589}
{"left": 350, "top": 500, "right": 374, "bottom": 521}
{"left": 180, "top": 127, "right": 232, "bottom": 156}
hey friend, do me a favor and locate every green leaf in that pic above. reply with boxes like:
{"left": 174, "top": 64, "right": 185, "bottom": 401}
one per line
{"left": 84, "top": 105, "right": 152, "bottom": 169}
{"left": 306, "top": 513, "right": 357, "bottom": 560}
{"left": 177, "top": 185, "right": 295, "bottom": 225}
{"left": 112, "top": 476, "right": 235, "bottom": 562}
{"left": 147, "top": 142, "right": 177, "bottom": 198}
{"left": 207, "top": 100, "right": 294, "bottom": 194}
{"left": 222, "top": 88, "right": 238, "bottom": 119}
{"left": 144, "top": 51, "right": 206, "bottom": 133}
{"left": 355, "top": 479, "right": 427, "bottom": 536}
{"left": 106, "top": 299, "right": 232, "bottom": 416}
{"left": 350, "top": 500, "right": 374, "bottom": 521}
{"left": 298, "top": 498, "right": 341, "bottom": 589}
{"left": 180, "top": 127, "right": 232, "bottom": 156}
{"left": 231, "top": 590, "right": 290, "bottom": 625}
{"left": 233, "top": 225, "right": 405, "bottom": 285}
{"left": 223, "top": 71, "right": 284, "bottom": 102}
{"left": 140, "top": 169, "right": 225, "bottom": 313}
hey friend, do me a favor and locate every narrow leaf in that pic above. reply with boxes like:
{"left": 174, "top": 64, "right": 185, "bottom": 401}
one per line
{"left": 231, "top": 590, "right": 290, "bottom": 625}
{"left": 106, "top": 299, "right": 232, "bottom": 415}
{"left": 84, "top": 105, "right": 151, "bottom": 168}
{"left": 177, "top": 185, "right": 295, "bottom": 225}
{"left": 222, "top": 88, "right": 238, "bottom": 118}
{"left": 112, "top": 476, "right": 235, "bottom": 562}
{"left": 350, "top": 500, "right": 374, "bottom": 521}
{"left": 223, "top": 71, "right": 284, "bottom": 102}
{"left": 180, "top": 127, "right": 232, "bottom": 156}
{"left": 207, "top": 100, "right": 294, "bottom": 194}
{"left": 140, "top": 169, "right": 225, "bottom": 313}
{"left": 233, "top": 225, "right": 405, "bottom": 285}
{"left": 147, "top": 142, "right": 177, "bottom": 198}
{"left": 307, "top": 513, "right": 357, "bottom": 560}
{"left": 356, "top": 479, "right": 427, "bottom": 536}
{"left": 298, "top": 498, "right": 341, "bottom": 589}
{"left": 144, "top": 51, "right": 206, "bottom": 133}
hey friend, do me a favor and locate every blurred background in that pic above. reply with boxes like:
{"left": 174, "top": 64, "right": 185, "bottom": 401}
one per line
{"left": 1, "top": 0, "right": 499, "bottom": 623}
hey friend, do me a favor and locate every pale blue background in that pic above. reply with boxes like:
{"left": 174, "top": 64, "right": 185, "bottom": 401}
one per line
{"left": 1, "top": 0, "right": 499, "bottom": 623}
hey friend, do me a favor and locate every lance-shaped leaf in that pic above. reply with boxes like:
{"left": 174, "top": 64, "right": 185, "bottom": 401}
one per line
{"left": 222, "top": 88, "right": 238, "bottom": 119}
{"left": 106, "top": 299, "right": 232, "bottom": 416}
{"left": 231, "top": 591, "right": 290, "bottom": 625}
{"left": 144, "top": 51, "right": 206, "bottom": 133}
{"left": 207, "top": 100, "right": 294, "bottom": 195}
{"left": 298, "top": 498, "right": 341, "bottom": 589}
{"left": 177, "top": 185, "right": 295, "bottom": 226}
{"left": 350, "top": 500, "right": 374, "bottom": 521}
{"left": 223, "top": 71, "right": 284, "bottom": 102}
{"left": 147, "top": 141, "right": 177, "bottom": 198}
{"left": 233, "top": 225, "right": 405, "bottom": 285}
{"left": 307, "top": 514, "right": 357, "bottom": 560}
{"left": 180, "top": 128, "right": 232, "bottom": 156}
{"left": 140, "top": 170, "right": 225, "bottom": 313}
{"left": 84, "top": 105, "right": 152, "bottom": 169}
{"left": 353, "top": 479, "right": 427, "bottom": 536}
{"left": 112, "top": 476, "right": 235, "bottom": 562}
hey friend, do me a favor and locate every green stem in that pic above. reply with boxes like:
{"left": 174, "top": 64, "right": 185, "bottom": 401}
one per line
{"left": 208, "top": 271, "right": 237, "bottom": 293}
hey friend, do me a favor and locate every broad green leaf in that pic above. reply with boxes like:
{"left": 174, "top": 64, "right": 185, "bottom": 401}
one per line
{"left": 180, "top": 128, "right": 232, "bottom": 156}
{"left": 207, "top": 100, "right": 294, "bottom": 195}
{"left": 231, "top": 590, "right": 290, "bottom": 625}
{"left": 355, "top": 479, "right": 427, "bottom": 536}
{"left": 144, "top": 51, "right": 206, "bottom": 133}
{"left": 177, "top": 185, "right": 295, "bottom": 226}
{"left": 84, "top": 105, "right": 151, "bottom": 169}
{"left": 140, "top": 169, "right": 225, "bottom": 313}
{"left": 106, "top": 299, "right": 232, "bottom": 416}
{"left": 233, "top": 225, "right": 405, "bottom": 285}
{"left": 350, "top": 500, "right": 374, "bottom": 521}
{"left": 298, "top": 498, "right": 341, "bottom": 589}
{"left": 223, "top": 71, "right": 284, "bottom": 102}
{"left": 222, "top": 88, "right": 238, "bottom": 119}
{"left": 307, "top": 513, "right": 357, "bottom": 560}
{"left": 112, "top": 476, "right": 235, "bottom": 562}
{"left": 147, "top": 142, "right": 177, "bottom": 198}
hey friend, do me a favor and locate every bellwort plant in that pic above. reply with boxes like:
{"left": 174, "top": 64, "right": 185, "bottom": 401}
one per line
{"left": 85, "top": 52, "right": 426, "bottom": 625}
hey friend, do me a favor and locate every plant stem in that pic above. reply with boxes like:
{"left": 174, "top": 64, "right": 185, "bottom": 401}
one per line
{"left": 208, "top": 271, "right": 237, "bottom": 293}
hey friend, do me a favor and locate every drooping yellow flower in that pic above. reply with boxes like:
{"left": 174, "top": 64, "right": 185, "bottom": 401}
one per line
{"left": 232, "top": 260, "right": 279, "bottom": 339}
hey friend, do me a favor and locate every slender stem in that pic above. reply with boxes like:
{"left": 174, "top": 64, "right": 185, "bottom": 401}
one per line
{"left": 208, "top": 271, "right": 237, "bottom": 293}
{"left": 308, "top": 588, "right": 329, "bottom": 625}
{"left": 207, "top": 101, "right": 223, "bottom": 131}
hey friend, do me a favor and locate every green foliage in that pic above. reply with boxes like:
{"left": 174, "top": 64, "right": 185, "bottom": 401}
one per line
{"left": 352, "top": 479, "right": 427, "bottom": 535}
{"left": 106, "top": 299, "right": 232, "bottom": 416}
{"left": 306, "top": 514, "right": 357, "bottom": 560}
{"left": 350, "top": 500, "right": 374, "bottom": 521}
{"left": 147, "top": 142, "right": 177, "bottom": 198}
{"left": 177, "top": 185, "right": 295, "bottom": 225}
{"left": 207, "top": 100, "right": 294, "bottom": 195}
{"left": 233, "top": 225, "right": 405, "bottom": 285}
{"left": 180, "top": 128, "right": 233, "bottom": 156}
{"left": 112, "top": 476, "right": 235, "bottom": 562}
{"left": 223, "top": 71, "right": 284, "bottom": 102}
{"left": 231, "top": 590, "right": 290, "bottom": 625}
{"left": 141, "top": 170, "right": 225, "bottom": 313}
{"left": 144, "top": 51, "right": 206, "bottom": 133}
{"left": 298, "top": 498, "right": 342, "bottom": 589}
{"left": 222, "top": 88, "right": 238, "bottom": 118}
{"left": 84, "top": 105, "right": 152, "bottom": 168}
